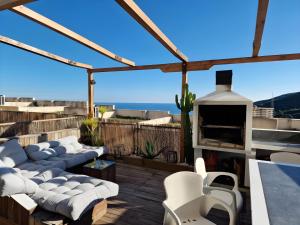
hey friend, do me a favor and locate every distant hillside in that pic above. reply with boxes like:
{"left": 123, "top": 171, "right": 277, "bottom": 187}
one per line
{"left": 255, "top": 92, "right": 300, "bottom": 119}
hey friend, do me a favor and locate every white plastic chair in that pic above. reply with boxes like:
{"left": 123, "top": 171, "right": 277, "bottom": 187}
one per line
{"left": 163, "top": 171, "right": 236, "bottom": 225}
{"left": 270, "top": 152, "right": 300, "bottom": 165}
{"left": 195, "top": 157, "right": 243, "bottom": 213}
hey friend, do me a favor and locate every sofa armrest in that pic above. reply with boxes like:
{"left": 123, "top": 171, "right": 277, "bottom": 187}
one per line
{"left": 11, "top": 194, "right": 37, "bottom": 214}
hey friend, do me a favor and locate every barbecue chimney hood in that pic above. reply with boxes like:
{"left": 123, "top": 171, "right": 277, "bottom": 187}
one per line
{"left": 192, "top": 70, "right": 253, "bottom": 152}
{"left": 195, "top": 70, "right": 252, "bottom": 105}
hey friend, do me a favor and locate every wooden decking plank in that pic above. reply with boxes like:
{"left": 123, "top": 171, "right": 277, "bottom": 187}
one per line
{"left": 94, "top": 162, "right": 251, "bottom": 225}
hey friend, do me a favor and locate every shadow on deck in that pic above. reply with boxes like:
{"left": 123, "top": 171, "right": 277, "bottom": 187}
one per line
{"left": 96, "top": 163, "right": 251, "bottom": 225}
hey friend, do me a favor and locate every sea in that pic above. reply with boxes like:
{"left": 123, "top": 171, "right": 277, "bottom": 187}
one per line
{"left": 95, "top": 102, "right": 180, "bottom": 115}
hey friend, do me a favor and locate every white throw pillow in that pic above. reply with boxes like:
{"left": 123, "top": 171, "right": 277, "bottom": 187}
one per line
{"left": 0, "top": 139, "right": 28, "bottom": 167}
{"left": 0, "top": 166, "right": 39, "bottom": 196}
{"left": 26, "top": 143, "right": 57, "bottom": 161}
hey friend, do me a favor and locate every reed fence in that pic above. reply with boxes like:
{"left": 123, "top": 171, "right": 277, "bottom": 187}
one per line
{"left": 97, "top": 122, "right": 180, "bottom": 162}
{"left": 0, "top": 111, "right": 70, "bottom": 123}
{"left": 0, "top": 116, "right": 84, "bottom": 137}
{"left": 0, "top": 116, "right": 181, "bottom": 162}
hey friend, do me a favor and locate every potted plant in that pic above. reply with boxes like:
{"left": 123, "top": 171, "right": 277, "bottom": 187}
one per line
{"left": 80, "top": 118, "right": 104, "bottom": 146}
{"left": 99, "top": 106, "right": 107, "bottom": 121}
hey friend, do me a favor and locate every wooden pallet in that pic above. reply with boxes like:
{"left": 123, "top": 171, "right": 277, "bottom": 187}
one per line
{"left": 0, "top": 195, "right": 107, "bottom": 225}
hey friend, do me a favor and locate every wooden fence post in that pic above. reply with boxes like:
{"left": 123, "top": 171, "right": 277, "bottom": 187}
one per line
{"left": 87, "top": 70, "right": 94, "bottom": 118}
{"left": 180, "top": 63, "right": 188, "bottom": 163}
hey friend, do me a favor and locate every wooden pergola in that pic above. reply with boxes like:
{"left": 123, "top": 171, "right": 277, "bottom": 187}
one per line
{"left": 1, "top": 0, "right": 299, "bottom": 162}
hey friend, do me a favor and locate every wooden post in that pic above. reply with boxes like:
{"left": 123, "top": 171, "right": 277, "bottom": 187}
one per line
{"left": 180, "top": 63, "right": 187, "bottom": 163}
{"left": 87, "top": 70, "right": 94, "bottom": 118}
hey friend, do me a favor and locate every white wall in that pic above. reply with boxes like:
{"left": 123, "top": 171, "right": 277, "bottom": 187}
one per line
{"left": 138, "top": 117, "right": 172, "bottom": 125}
{"left": 146, "top": 110, "right": 170, "bottom": 119}
{"left": 253, "top": 117, "right": 277, "bottom": 129}
{"left": 116, "top": 109, "right": 147, "bottom": 119}
{"left": 253, "top": 117, "right": 300, "bottom": 131}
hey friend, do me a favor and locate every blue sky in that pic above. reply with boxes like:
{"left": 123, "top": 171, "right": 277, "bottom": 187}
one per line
{"left": 0, "top": 0, "right": 299, "bottom": 103}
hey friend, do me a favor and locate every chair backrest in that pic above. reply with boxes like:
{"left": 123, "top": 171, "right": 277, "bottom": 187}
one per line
{"left": 195, "top": 157, "right": 208, "bottom": 184}
{"left": 270, "top": 152, "right": 300, "bottom": 165}
{"left": 164, "top": 171, "right": 204, "bottom": 210}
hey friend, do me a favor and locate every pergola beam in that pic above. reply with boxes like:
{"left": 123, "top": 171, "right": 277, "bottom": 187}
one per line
{"left": 11, "top": 5, "right": 135, "bottom": 66}
{"left": 116, "top": 0, "right": 188, "bottom": 62}
{"left": 252, "top": 0, "right": 269, "bottom": 57}
{"left": 164, "top": 53, "right": 300, "bottom": 72}
{"left": 90, "top": 63, "right": 171, "bottom": 73}
{"left": 0, "top": 35, "right": 93, "bottom": 69}
{"left": 0, "top": 0, "right": 34, "bottom": 11}
{"left": 90, "top": 53, "right": 300, "bottom": 73}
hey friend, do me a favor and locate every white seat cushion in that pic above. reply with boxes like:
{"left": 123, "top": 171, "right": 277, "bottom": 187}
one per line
{"left": 30, "top": 171, "right": 119, "bottom": 220}
{"left": 30, "top": 168, "right": 65, "bottom": 185}
{"left": 14, "top": 160, "right": 66, "bottom": 179}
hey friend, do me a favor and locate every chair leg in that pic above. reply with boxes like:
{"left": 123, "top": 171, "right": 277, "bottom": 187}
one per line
{"left": 163, "top": 211, "right": 170, "bottom": 225}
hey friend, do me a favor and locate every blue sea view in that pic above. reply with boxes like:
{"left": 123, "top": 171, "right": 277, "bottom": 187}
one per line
{"left": 96, "top": 102, "right": 180, "bottom": 115}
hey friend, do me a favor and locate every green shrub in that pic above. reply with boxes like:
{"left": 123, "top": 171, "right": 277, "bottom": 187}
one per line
{"left": 80, "top": 118, "right": 103, "bottom": 146}
{"left": 98, "top": 106, "right": 107, "bottom": 120}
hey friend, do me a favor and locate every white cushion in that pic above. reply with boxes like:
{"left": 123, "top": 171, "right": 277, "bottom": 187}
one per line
{"left": 47, "top": 153, "right": 87, "bottom": 168}
{"left": 26, "top": 143, "right": 57, "bottom": 161}
{"left": 14, "top": 160, "right": 66, "bottom": 179}
{"left": 30, "top": 171, "right": 119, "bottom": 220}
{"left": 57, "top": 136, "right": 79, "bottom": 146}
{"left": 53, "top": 144, "right": 77, "bottom": 155}
{"left": 0, "top": 166, "right": 38, "bottom": 196}
{"left": 26, "top": 142, "right": 50, "bottom": 153}
{"left": 0, "top": 139, "right": 28, "bottom": 167}
{"left": 30, "top": 168, "right": 65, "bottom": 185}
{"left": 80, "top": 146, "right": 108, "bottom": 161}
{"left": 71, "top": 142, "right": 83, "bottom": 151}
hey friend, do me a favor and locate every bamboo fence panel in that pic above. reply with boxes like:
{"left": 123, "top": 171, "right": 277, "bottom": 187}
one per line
{"left": 0, "top": 116, "right": 84, "bottom": 137}
{"left": 100, "top": 122, "right": 136, "bottom": 156}
{"left": 137, "top": 125, "right": 180, "bottom": 161}
{"left": 97, "top": 122, "right": 180, "bottom": 161}
{"left": 0, "top": 111, "right": 69, "bottom": 123}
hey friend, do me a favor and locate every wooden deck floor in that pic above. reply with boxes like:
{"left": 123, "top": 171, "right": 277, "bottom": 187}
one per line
{"left": 95, "top": 163, "right": 251, "bottom": 225}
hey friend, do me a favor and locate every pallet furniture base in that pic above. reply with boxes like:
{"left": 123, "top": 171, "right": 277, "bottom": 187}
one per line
{"left": 0, "top": 196, "right": 107, "bottom": 225}
{"left": 0, "top": 194, "right": 37, "bottom": 225}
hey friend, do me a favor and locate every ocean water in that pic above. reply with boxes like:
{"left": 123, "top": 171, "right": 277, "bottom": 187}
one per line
{"left": 96, "top": 102, "right": 180, "bottom": 115}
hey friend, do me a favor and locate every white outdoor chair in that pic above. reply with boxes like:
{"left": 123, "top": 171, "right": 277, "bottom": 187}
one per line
{"left": 195, "top": 157, "right": 243, "bottom": 213}
{"left": 163, "top": 171, "right": 236, "bottom": 225}
{"left": 270, "top": 152, "right": 300, "bottom": 165}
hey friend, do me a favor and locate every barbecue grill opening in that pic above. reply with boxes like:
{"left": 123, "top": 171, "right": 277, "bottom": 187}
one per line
{"left": 198, "top": 105, "right": 246, "bottom": 148}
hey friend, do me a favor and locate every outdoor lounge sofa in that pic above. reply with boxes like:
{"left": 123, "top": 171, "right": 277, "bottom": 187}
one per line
{"left": 25, "top": 135, "right": 108, "bottom": 169}
{"left": 0, "top": 138, "right": 118, "bottom": 224}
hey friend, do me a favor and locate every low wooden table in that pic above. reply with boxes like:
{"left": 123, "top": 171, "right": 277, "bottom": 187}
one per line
{"left": 83, "top": 160, "right": 116, "bottom": 182}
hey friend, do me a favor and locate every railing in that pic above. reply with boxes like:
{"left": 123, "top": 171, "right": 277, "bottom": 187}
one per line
{"left": 0, "top": 117, "right": 181, "bottom": 162}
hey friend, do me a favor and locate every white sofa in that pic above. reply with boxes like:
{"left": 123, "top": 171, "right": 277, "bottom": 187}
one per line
{"left": 0, "top": 138, "right": 118, "bottom": 221}
{"left": 25, "top": 136, "right": 108, "bottom": 169}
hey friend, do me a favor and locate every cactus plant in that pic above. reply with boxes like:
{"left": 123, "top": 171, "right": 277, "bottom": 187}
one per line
{"left": 175, "top": 83, "right": 196, "bottom": 165}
